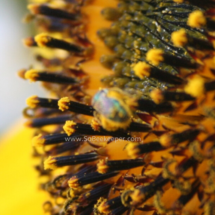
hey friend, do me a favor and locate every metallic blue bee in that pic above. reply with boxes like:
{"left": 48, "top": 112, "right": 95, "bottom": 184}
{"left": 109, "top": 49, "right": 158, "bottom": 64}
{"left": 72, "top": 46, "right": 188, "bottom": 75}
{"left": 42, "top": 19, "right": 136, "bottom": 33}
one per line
{"left": 92, "top": 88, "right": 137, "bottom": 131}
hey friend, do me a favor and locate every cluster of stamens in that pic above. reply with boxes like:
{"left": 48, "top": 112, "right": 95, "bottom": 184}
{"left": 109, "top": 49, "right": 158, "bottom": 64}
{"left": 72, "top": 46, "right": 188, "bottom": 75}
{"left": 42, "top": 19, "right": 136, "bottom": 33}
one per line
{"left": 21, "top": 0, "right": 215, "bottom": 215}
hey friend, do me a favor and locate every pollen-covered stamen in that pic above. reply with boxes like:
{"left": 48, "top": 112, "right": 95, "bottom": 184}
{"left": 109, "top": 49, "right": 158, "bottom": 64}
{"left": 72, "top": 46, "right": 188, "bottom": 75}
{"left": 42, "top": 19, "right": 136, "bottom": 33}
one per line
{"left": 126, "top": 142, "right": 164, "bottom": 159}
{"left": 146, "top": 48, "right": 199, "bottom": 69}
{"left": 97, "top": 158, "right": 145, "bottom": 174}
{"left": 32, "top": 133, "right": 83, "bottom": 147}
{"left": 52, "top": 174, "right": 72, "bottom": 189}
{"left": 44, "top": 152, "right": 98, "bottom": 170}
{"left": 68, "top": 171, "right": 118, "bottom": 188}
{"left": 26, "top": 96, "right": 58, "bottom": 109}
{"left": 63, "top": 120, "right": 132, "bottom": 138}
{"left": 133, "top": 61, "right": 183, "bottom": 85}
{"left": 25, "top": 69, "right": 78, "bottom": 84}
{"left": 78, "top": 184, "right": 112, "bottom": 206}
{"left": 174, "top": 179, "right": 201, "bottom": 209}
{"left": 67, "top": 187, "right": 83, "bottom": 200}
{"left": 96, "top": 196, "right": 123, "bottom": 215}
{"left": 122, "top": 157, "right": 199, "bottom": 207}
{"left": 32, "top": 134, "right": 45, "bottom": 147}
{"left": 26, "top": 96, "right": 93, "bottom": 116}
{"left": 35, "top": 33, "right": 85, "bottom": 54}
{"left": 137, "top": 99, "right": 174, "bottom": 114}
{"left": 187, "top": 10, "right": 215, "bottom": 31}
{"left": 122, "top": 176, "right": 169, "bottom": 207}
{"left": 150, "top": 89, "right": 195, "bottom": 104}
{"left": 185, "top": 76, "right": 215, "bottom": 97}
{"left": 160, "top": 129, "right": 200, "bottom": 148}
{"left": 63, "top": 200, "right": 79, "bottom": 213}
{"left": 171, "top": 29, "right": 214, "bottom": 51}
{"left": 25, "top": 114, "right": 72, "bottom": 127}
{"left": 28, "top": 4, "right": 81, "bottom": 21}
{"left": 58, "top": 97, "right": 94, "bottom": 115}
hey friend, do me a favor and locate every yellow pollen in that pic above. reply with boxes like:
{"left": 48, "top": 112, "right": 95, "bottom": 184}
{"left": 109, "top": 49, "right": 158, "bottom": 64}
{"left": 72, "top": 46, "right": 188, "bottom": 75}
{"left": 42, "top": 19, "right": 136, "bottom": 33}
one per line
{"left": 63, "top": 120, "right": 77, "bottom": 136}
{"left": 160, "top": 133, "right": 173, "bottom": 148}
{"left": 68, "top": 176, "right": 79, "bottom": 188}
{"left": 44, "top": 156, "right": 57, "bottom": 170}
{"left": 97, "top": 159, "right": 109, "bottom": 174}
{"left": 187, "top": 10, "right": 206, "bottom": 28}
{"left": 25, "top": 69, "right": 39, "bottom": 82}
{"left": 58, "top": 97, "right": 70, "bottom": 111}
{"left": 126, "top": 142, "right": 140, "bottom": 159}
{"left": 171, "top": 29, "right": 188, "bottom": 47}
{"left": 35, "top": 33, "right": 51, "bottom": 47}
{"left": 184, "top": 76, "right": 205, "bottom": 97}
{"left": 150, "top": 89, "right": 164, "bottom": 104}
{"left": 146, "top": 49, "right": 164, "bottom": 66}
{"left": 91, "top": 118, "right": 101, "bottom": 131}
{"left": 133, "top": 61, "right": 151, "bottom": 78}
{"left": 31, "top": 134, "right": 45, "bottom": 147}
{"left": 27, "top": 4, "right": 40, "bottom": 15}
{"left": 97, "top": 199, "right": 110, "bottom": 214}
{"left": 26, "top": 95, "right": 39, "bottom": 108}
{"left": 130, "top": 189, "right": 145, "bottom": 207}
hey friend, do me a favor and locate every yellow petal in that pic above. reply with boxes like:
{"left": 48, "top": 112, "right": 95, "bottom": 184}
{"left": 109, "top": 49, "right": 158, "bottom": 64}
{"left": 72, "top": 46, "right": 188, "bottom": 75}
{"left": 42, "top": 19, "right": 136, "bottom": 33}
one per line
{"left": 0, "top": 120, "right": 49, "bottom": 215}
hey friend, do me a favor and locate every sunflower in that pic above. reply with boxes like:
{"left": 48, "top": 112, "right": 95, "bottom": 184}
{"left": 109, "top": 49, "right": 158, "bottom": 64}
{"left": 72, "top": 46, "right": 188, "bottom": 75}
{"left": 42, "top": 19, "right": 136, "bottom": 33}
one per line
{"left": 2, "top": 0, "right": 215, "bottom": 214}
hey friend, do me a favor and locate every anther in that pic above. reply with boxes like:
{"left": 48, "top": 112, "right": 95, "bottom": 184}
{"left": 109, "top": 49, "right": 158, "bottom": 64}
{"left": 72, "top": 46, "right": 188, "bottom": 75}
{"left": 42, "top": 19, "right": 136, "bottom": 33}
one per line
{"left": 96, "top": 196, "right": 123, "bottom": 214}
{"left": 97, "top": 158, "right": 145, "bottom": 174}
{"left": 58, "top": 97, "right": 94, "bottom": 116}
{"left": 28, "top": 4, "right": 81, "bottom": 20}
{"left": 26, "top": 96, "right": 58, "bottom": 109}
{"left": 32, "top": 133, "right": 82, "bottom": 147}
{"left": 34, "top": 33, "right": 84, "bottom": 54}
{"left": 187, "top": 10, "right": 206, "bottom": 28}
{"left": 63, "top": 120, "right": 132, "bottom": 139}
{"left": 25, "top": 69, "right": 78, "bottom": 84}
{"left": 121, "top": 176, "right": 169, "bottom": 207}
{"left": 175, "top": 179, "right": 200, "bottom": 208}
{"left": 133, "top": 61, "right": 183, "bottom": 85}
{"left": 32, "top": 134, "right": 45, "bottom": 147}
{"left": 171, "top": 29, "right": 214, "bottom": 51}
{"left": 52, "top": 174, "right": 72, "bottom": 189}
{"left": 150, "top": 89, "right": 195, "bottom": 104}
{"left": 121, "top": 157, "right": 199, "bottom": 207}
{"left": 146, "top": 48, "right": 199, "bottom": 69}
{"left": 126, "top": 142, "right": 164, "bottom": 159}
{"left": 68, "top": 171, "right": 118, "bottom": 188}
{"left": 160, "top": 129, "right": 200, "bottom": 148}
{"left": 185, "top": 77, "right": 215, "bottom": 97}
{"left": 44, "top": 152, "right": 98, "bottom": 170}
